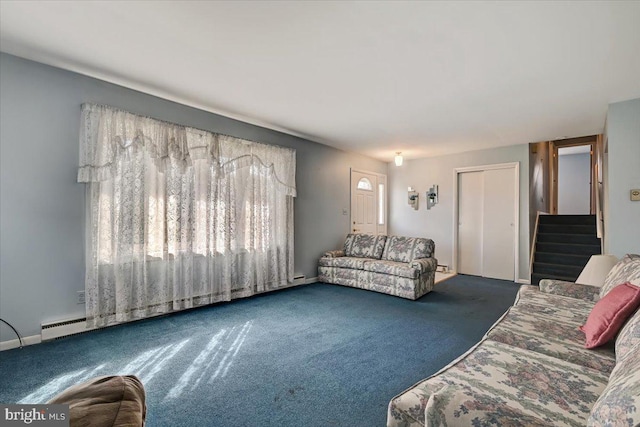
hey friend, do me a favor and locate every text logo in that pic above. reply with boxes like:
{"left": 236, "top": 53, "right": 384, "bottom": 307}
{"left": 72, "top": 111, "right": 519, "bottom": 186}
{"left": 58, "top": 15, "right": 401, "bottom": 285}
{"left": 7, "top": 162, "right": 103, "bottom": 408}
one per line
{"left": 1, "top": 405, "right": 68, "bottom": 426}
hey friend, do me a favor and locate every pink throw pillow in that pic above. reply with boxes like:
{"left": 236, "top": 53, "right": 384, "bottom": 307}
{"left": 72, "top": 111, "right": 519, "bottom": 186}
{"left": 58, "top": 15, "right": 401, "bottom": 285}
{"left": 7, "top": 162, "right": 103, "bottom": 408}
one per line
{"left": 580, "top": 282, "right": 640, "bottom": 349}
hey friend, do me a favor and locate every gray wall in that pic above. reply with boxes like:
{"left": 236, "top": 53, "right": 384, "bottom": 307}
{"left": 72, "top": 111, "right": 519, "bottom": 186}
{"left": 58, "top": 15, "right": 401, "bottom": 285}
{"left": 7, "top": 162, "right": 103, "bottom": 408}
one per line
{"left": 604, "top": 98, "right": 640, "bottom": 257}
{"left": 558, "top": 152, "right": 591, "bottom": 215}
{"left": 0, "top": 53, "right": 386, "bottom": 341}
{"left": 387, "top": 144, "right": 530, "bottom": 282}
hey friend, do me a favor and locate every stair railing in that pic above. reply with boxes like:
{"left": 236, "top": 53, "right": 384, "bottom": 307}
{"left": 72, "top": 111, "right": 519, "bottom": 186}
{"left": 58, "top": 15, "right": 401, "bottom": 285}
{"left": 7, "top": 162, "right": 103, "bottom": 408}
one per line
{"left": 529, "top": 211, "right": 548, "bottom": 280}
{"left": 595, "top": 134, "right": 604, "bottom": 253}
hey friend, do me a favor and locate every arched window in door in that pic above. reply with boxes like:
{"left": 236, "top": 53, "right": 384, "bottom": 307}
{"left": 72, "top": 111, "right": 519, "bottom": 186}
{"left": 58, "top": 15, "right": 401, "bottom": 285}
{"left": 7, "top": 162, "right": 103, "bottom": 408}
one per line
{"left": 357, "top": 177, "right": 373, "bottom": 191}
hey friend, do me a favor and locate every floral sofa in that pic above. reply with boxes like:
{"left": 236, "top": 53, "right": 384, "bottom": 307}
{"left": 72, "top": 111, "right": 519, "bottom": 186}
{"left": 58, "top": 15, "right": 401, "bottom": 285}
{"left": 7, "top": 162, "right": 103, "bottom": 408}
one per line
{"left": 318, "top": 234, "right": 437, "bottom": 300}
{"left": 388, "top": 253, "right": 640, "bottom": 426}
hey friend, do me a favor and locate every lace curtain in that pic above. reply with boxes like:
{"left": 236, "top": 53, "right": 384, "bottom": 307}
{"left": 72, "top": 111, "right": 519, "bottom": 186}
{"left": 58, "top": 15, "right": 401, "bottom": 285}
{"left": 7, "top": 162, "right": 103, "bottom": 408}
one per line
{"left": 78, "top": 104, "right": 296, "bottom": 327}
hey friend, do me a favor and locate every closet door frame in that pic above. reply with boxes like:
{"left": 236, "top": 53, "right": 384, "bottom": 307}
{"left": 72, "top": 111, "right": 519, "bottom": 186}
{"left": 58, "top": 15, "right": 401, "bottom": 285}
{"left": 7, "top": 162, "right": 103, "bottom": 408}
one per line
{"left": 452, "top": 162, "right": 520, "bottom": 281}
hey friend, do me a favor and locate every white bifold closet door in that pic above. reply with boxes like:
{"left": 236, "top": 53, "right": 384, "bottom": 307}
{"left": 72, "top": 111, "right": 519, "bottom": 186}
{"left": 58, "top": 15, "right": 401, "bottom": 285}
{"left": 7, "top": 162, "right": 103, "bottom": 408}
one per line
{"left": 458, "top": 167, "right": 516, "bottom": 281}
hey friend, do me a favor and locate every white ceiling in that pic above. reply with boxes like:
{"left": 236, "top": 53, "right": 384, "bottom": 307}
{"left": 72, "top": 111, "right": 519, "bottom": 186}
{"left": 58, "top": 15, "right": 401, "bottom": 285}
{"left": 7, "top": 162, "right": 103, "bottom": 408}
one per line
{"left": 1, "top": 1, "right": 639, "bottom": 162}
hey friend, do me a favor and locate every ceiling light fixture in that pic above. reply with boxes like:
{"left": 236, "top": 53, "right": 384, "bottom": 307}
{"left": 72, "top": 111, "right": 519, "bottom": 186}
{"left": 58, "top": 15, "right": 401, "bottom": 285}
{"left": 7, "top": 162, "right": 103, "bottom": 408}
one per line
{"left": 394, "top": 152, "right": 403, "bottom": 166}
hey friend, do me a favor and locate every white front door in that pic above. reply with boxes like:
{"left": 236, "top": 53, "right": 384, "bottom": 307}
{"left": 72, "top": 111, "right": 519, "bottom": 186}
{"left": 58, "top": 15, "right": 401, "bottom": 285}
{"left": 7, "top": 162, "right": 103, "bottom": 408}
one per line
{"left": 351, "top": 170, "right": 379, "bottom": 235}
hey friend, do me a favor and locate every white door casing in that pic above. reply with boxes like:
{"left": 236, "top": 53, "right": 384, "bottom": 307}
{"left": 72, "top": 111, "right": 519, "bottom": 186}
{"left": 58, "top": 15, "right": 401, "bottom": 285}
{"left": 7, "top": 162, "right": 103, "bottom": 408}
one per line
{"left": 350, "top": 169, "right": 387, "bottom": 235}
{"left": 453, "top": 162, "right": 519, "bottom": 281}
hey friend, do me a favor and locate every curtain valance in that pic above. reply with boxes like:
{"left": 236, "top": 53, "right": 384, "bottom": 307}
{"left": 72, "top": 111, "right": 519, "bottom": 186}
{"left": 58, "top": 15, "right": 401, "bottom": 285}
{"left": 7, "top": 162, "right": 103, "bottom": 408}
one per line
{"left": 77, "top": 103, "right": 296, "bottom": 196}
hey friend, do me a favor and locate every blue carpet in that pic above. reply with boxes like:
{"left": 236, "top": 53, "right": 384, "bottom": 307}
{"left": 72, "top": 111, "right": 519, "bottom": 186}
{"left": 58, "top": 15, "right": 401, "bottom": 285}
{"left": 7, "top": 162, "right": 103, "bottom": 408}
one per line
{"left": 0, "top": 275, "right": 519, "bottom": 426}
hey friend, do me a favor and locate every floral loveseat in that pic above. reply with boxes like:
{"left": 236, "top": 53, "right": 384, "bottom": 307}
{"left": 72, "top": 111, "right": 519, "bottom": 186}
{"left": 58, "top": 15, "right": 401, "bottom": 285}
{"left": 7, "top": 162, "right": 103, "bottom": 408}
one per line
{"left": 388, "top": 253, "right": 640, "bottom": 426}
{"left": 318, "top": 234, "right": 437, "bottom": 300}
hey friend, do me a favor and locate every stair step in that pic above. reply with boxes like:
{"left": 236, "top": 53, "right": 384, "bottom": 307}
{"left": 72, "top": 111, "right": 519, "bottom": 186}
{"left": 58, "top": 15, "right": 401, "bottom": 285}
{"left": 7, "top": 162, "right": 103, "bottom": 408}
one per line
{"left": 536, "top": 242, "right": 601, "bottom": 256}
{"left": 531, "top": 273, "right": 578, "bottom": 286}
{"left": 533, "top": 262, "right": 583, "bottom": 277}
{"left": 535, "top": 252, "right": 591, "bottom": 267}
{"left": 537, "top": 233, "right": 600, "bottom": 245}
{"left": 539, "top": 215, "right": 595, "bottom": 225}
{"left": 538, "top": 224, "right": 597, "bottom": 235}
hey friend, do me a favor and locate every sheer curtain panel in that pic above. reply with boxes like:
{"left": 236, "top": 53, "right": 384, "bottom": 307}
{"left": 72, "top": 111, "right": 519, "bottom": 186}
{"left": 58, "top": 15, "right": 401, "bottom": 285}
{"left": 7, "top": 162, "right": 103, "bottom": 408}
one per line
{"left": 78, "top": 104, "right": 296, "bottom": 327}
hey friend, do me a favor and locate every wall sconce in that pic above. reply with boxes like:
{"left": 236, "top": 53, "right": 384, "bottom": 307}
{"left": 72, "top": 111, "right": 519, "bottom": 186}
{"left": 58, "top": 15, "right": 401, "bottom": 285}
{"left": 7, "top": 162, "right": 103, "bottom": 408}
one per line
{"left": 426, "top": 185, "right": 438, "bottom": 210}
{"left": 408, "top": 187, "right": 419, "bottom": 210}
{"left": 395, "top": 152, "right": 403, "bottom": 166}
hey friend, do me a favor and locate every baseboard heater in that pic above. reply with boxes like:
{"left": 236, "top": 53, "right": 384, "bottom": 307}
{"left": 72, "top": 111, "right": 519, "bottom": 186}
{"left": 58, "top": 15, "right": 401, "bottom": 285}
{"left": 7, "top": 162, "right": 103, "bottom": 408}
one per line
{"left": 291, "top": 275, "right": 306, "bottom": 285}
{"left": 41, "top": 318, "right": 91, "bottom": 341}
{"left": 42, "top": 277, "right": 310, "bottom": 341}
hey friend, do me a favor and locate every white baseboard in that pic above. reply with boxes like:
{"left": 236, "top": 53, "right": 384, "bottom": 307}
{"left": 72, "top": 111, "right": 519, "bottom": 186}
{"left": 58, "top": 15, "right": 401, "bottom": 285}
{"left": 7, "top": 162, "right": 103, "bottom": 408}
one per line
{"left": 517, "top": 279, "right": 531, "bottom": 285}
{"left": 305, "top": 276, "right": 318, "bottom": 284}
{"left": 0, "top": 334, "right": 42, "bottom": 351}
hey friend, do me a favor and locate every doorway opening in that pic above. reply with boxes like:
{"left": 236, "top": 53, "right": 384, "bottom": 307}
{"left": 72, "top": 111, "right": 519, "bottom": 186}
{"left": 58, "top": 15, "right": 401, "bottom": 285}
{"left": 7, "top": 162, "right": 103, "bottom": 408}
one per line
{"left": 550, "top": 135, "right": 598, "bottom": 215}
{"left": 557, "top": 145, "right": 591, "bottom": 214}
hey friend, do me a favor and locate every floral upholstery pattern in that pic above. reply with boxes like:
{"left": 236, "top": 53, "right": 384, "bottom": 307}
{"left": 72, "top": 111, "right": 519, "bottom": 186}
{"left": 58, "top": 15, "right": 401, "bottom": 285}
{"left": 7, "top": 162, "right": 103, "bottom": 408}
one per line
{"left": 409, "top": 257, "right": 437, "bottom": 274}
{"left": 389, "top": 340, "right": 608, "bottom": 427}
{"left": 319, "top": 234, "right": 437, "bottom": 300}
{"left": 317, "top": 256, "right": 369, "bottom": 270}
{"left": 516, "top": 286, "right": 596, "bottom": 313}
{"left": 322, "top": 250, "right": 344, "bottom": 258}
{"left": 363, "top": 260, "right": 419, "bottom": 279}
{"left": 364, "top": 270, "right": 435, "bottom": 300}
{"left": 425, "top": 384, "right": 556, "bottom": 427}
{"left": 381, "top": 236, "right": 434, "bottom": 263}
{"left": 487, "top": 326, "right": 616, "bottom": 373}
{"left": 488, "top": 308, "right": 592, "bottom": 348}
{"left": 539, "top": 279, "right": 601, "bottom": 302}
{"left": 343, "top": 233, "right": 387, "bottom": 259}
{"left": 514, "top": 302, "right": 590, "bottom": 326}
{"left": 486, "top": 308, "right": 615, "bottom": 372}
{"left": 600, "top": 253, "right": 640, "bottom": 298}
{"left": 388, "top": 254, "right": 640, "bottom": 427}
{"left": 615, "top": 306, "right": 640, "bottom": 362}
{"left": 589, "top": 342, "right": 640, "bottom": 427}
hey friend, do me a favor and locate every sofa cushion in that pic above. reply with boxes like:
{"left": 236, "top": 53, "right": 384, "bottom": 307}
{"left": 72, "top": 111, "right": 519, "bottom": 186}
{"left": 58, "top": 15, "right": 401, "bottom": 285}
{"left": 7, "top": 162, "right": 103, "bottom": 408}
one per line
{"left": 615, "top": 303, "right": 640, "bottom": 363}
{"left": 381, "top": 236, "right": 434, "bottom": 263}
{"left": 600, "top": 253, "right": 640, "bottom": 298}
{"left": 388, "top": 340, "right": 608, "bottom": 427}
{"left": 363, "top": 260, "right": 420, "bottom": 279}
{"left": 579, "top": 282, "right": 640, "bottom": 348}
{"left": 425, "top": 384, "right": 556, "bottom": 427}
{"left": 539, "top": 279, "right": 600, "bottom": 301}
{"left": 318, "top": 256, "right": 369, "bottom": 270}
{"left": 343, "top": 233, "right": 387, "bottom": 259}
{"left": 47, "top": 375, "right": 146, "bottom": 427}
{"left": 588, "top": 342, "right": 640, "bottom": 427}
{"left": 515, "top": 286, "right": 594, "bottom": 326}
{"left": 486, "top": 308, "right": 615, "bottom": 373}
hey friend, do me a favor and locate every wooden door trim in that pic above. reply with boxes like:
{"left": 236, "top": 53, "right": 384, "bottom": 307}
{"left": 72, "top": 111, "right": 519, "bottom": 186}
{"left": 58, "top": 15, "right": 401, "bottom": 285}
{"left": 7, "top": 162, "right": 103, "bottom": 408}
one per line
{"left": 550, "top": 135, "right": 598, "bottom": 215}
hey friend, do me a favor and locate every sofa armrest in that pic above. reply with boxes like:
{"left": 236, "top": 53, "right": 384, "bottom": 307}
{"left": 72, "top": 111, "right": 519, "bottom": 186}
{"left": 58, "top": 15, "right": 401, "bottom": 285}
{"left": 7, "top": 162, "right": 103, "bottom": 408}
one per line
{"left": 425, "top": 384, "right": 550, "bottom": 427}
{"left": 48, "top": 375, "right": 146, "bottom": 427}
{"left": 410, "top": 257, "right": 437, "bottom": 273}
{"left": 539, "top": 279, "right": 600, "bottom": 301}
{"left": 323, "top": 250, "right": 345, "bottom": 258}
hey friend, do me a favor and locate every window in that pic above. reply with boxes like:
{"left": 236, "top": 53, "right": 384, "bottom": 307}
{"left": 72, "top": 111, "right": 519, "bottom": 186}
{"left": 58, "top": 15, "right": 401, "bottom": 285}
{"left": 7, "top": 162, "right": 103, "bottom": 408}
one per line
{"left": 78, "top": 104, "right": 297, "bottom": 326}
{"left": 378, "top": 183, "right": 385, "bottom": 225}
{"left": 357, "top": 177, "right": 373, "bottom": 191}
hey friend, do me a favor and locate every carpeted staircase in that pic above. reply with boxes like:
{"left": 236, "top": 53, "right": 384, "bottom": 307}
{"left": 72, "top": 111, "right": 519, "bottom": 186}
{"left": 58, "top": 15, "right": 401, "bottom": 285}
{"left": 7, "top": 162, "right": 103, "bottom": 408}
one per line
{"left": 532, "top": 214, "right": 601, "bottom": 286}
